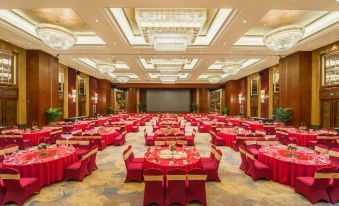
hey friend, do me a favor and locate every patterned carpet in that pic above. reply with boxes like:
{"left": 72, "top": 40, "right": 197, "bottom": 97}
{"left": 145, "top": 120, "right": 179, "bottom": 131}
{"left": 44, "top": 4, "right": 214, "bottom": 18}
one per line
{"left": 20, "top": 123, "right": 332, "bottom": 206}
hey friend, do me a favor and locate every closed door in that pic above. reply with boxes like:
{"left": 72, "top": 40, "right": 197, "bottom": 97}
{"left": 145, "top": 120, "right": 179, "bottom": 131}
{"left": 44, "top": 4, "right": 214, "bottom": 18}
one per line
{"left": 0, "top": 99, "right": 17, "bottom": 127}
{"left": 321, "top": 100, "right": 339, "bottom": 129}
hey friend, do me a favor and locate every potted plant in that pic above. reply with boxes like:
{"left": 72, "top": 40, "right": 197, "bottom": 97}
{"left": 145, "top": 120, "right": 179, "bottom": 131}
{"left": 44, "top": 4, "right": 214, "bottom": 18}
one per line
{"left": 276, "top": 108, "right": 292, "bottom": 125}
{"left": 46, "top": 108, "right": 61, "bottom": 125}
{"left": 191, "top": 103, "right": 199, "bottom": 113}
{"left": 222, "top": 107, "right": 228, "bottom": 115}
{"left": 138, "top": 102, "right": 146, "bottom": 113}
{"left": 107, "top": 107, "right": 114, "bottom": 115}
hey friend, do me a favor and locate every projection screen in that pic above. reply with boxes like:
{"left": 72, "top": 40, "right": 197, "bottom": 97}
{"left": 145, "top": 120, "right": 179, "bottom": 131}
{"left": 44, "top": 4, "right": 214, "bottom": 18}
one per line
{"left": 146, "top": 89, "right": 191, "bottom": 112}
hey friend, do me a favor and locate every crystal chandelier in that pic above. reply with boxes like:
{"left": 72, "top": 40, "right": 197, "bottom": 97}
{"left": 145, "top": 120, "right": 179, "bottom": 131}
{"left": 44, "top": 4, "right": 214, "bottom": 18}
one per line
{"left": 96, "top": 63, "right": 115, "bottom": 74}
{"left": 222, "top": 63, "right": 242, "bottom": 75}
{"left": 35, "top": 23, "right": 77, "bottom": 50}
{"left": 208, "top": 75, "right": 221, "bottom": 83}
{"left": 263, "top": 25, "right": 304, "bottom": 51}
{"left": 159, "top": 67, "right": 180, "bottom": 76}
{"left": 116, "top": 76, "right": 129, "bottom": 83}
{"left": 135, "top": 9, "right": 206, "bottom": 51}
{"left": 151, "top": 58, "right": 187, "bottom": 66}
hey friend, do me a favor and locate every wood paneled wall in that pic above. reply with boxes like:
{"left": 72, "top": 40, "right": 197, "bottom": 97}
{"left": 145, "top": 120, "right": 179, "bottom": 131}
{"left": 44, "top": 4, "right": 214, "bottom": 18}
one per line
{"left": 260, "top": 69, "right": 269, "bottom": 118}
{"left": 198, "top": 88, "right": 209, "bottom": 113}
{"left": 89, "top": 76, "right": 98, "bottom": 117}
{"left": 237, "top": 77, "right": 247, "bottom": 116}
{"left": 67, "top": 68, "right": 77, "bottom": 118}
{"left": 224, "top": 80, "right": 238, "bottom": 116}
{"left": 280, "top": 51, "right": 312, "bottom": 127}
{"left": 26, "top": 50, "right": 58, "bottom": 127}
{"left": 127, "top": 88, "right": 137, "bottom": 113}
{"left": 97, "top": 79, "right": 111, "bottom": 115}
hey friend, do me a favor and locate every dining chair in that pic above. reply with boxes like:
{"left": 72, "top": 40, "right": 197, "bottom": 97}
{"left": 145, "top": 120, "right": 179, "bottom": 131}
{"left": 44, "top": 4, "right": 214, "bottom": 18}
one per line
{"left": 143, "top": 169, "right": 164, "bottom": 206}
{"left": 64, "top": 150, "right": 91, "bottom": 182}
{"left": 186, "top": 168, "right": 207, "bottom": 206}
{"left": 0, "top": 168, "right": 41, "bottom": 205}
{"left": 246, "top": 149, "right": 271, "bottom": 181}
{"left": 202, "top": 149, "right": 222, "bottom": 181}
{"left": 165, "top": 169, "right": 187, "bottom": 206}
{"left": 314, "top": 144, "right": 329, "bottom": 154}
{"left": 295, "top": 167, "right": 334, "bottom": 204}
{"left": 329, "top": 148, "right": 339, "bottom": 167}
{"left": 239, "top": 145, "right": 249, "bottom": 173}
{"left": 87, "top": 145, "right": 99, "bottom": 174}
{"left": 328, "top": 167, "right": 339, "bottom": 204}
{"left": 123, "top": 146, "right": 143, "bottom": 183}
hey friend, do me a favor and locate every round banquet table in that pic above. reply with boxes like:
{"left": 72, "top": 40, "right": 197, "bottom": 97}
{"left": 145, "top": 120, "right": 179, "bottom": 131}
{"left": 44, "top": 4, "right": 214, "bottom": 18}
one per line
{"left": 218, "top": 131, "right": 236, "bottom": 147}
{"left": 258, "top": 147, "right": 331, "bottom": 187}
{"left": 288, "top": 131, "right": 317, "bottom": 147}
{"left": 21, "top": 130, "right": 50, "bottom": 145}
{"left": 3, "top": 147, "right": 77, "bottom": 187}
{"left": 125, "top": 121, "right": 134, "bottom": 132}
{"left": 144, "top": 147, "right": 201, "bottom": 172}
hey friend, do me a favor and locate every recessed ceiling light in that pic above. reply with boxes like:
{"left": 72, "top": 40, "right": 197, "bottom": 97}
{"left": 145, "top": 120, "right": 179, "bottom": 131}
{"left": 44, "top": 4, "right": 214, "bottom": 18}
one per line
{"left": 28, "top": 42, "right": 32, "bottom": 45}
{"left": 223, "top": 42, "right": 226, "bottom": 45}
{"left": 95, "top": 19, "right": 99, "bottom": 22}
{"left": 243, "top": 20, "right": 247, "bottom": 23}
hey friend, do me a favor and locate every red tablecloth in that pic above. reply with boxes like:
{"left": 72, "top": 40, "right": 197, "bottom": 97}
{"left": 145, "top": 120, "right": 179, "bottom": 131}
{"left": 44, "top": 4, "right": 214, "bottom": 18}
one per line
{"left": 217, "top": 116, "right": 226, "bottom": 122}
{"left": 258, "top": 147, "right": 331, "bottom": 187}
{"left": 98, "top": 118, "right": 109, "bottom": 126}
{"left": 144, "top": 147, "right": 201, "bottom": 172}
{"left": 125, "top": 121, "right": 134, "bottom": 132}
{"left": 3, "top": 147, "right": 77, "bottom": 187}
{"left": 218, "top": 131, "right": 236, "bottom": 147}
{"left": 288, "top": 132, "right": 317, "bottom": 147}
{"left": 83, "top": 129, "right": 118, "bottom": 145}
{"left": 2, "top": 129, "right": 51, "bottom": 145}
{"left": 73, "top": 122, "right": 89, "bottom": 131}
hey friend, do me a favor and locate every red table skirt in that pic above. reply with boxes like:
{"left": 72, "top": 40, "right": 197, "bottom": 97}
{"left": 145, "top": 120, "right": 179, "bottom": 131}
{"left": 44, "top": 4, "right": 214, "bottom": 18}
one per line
{"left": 101, "top": 132, "right": 117, "bottom": 145}
{"left": 258, "top": 151, "right": 329, "bottom": 187}
{"left": 23, "top": 131, "right": 50, "bottom": 145}
{"left": 219, "top": 131, "right": 236, "bottom": 147}
{"left": 4, "top": 151, "right": 77, "bottom": 187}
{"left": 288, "top": 132, "right": 317, "bottom": 147}
{"left": 144, "top": 159, "right": 201, "bottom": 173}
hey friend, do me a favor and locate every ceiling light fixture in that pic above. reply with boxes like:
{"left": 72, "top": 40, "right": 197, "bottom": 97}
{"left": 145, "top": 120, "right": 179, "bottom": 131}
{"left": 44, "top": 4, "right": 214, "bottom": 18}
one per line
{"left": 35, "top": 23, "right": 77, "bottom": 50}
{"left": 96, "top": 63, "right": 115, "bottom": 74}
{"left": 116, "top": 76, "right": 129, "bottom": 83}
{"left": 222, "top": 63, "right": 242, "bottom": 75}
{"left": 263, "top": 25, "right": 304, "bottom": 51}
{"left": 208, "top": 75, "right": 221, "bottom": 83}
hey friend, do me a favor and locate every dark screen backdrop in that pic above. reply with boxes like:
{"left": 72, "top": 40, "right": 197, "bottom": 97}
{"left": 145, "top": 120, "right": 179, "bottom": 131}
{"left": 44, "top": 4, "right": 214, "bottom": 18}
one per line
{"left": 146, "top": 89, "right": 191, "bottom": 112}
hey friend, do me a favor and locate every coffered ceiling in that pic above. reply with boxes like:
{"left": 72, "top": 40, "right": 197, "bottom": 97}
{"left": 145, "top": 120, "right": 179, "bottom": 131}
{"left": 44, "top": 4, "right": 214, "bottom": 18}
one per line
{"left": 0, "top": 0, "right": 338, "bottom": 84}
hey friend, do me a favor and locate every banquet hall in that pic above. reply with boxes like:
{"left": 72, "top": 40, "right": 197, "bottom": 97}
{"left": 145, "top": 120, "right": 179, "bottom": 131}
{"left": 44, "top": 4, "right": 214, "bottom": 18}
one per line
{"left": 0, "top": 0, "right": 338, "bottom": 205}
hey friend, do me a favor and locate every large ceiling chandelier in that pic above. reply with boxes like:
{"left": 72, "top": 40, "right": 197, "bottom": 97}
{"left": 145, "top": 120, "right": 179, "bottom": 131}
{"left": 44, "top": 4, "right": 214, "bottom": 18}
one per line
{"left": 158, "top": 67, "right": 180, "bottom": 76}
{"left": 135, "top": 9, "right": 206, "bottom": 51}
{"left": 116, "top": 76, "right": 129, "bottom": 83}
{"left": 263, "top": 25, "right": 304, "bottom": 51}
{"left": 151, "top": 58, "right": 187, "bottom": 66}
{"left": 96, "top": 63, "right": 115, "bottom": 74}
{"left": 35, "top": 23, "right": 77, "bottom": 50}
{"left": 222, "top": 63, "right": 242, "bottom": 75}
{"left": 160, "top": 75, "right": 177, "bottom": 84}
{"left": 208, "top": 75, "right": 221, "bottom": 83}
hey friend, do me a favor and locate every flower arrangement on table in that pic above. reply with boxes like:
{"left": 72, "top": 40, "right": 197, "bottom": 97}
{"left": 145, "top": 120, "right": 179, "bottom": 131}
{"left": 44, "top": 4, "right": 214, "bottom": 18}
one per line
{"left": 169, "top": 144, "right": 177, "bottom": 152}
{"left": 31, "top": 122, "right": 39, "bottom": 131}
{"left": 37, "top": 143, "right": 47, "bottom": 150}
{"left": 287, "top": 144, "right": 299, "bottom": 157}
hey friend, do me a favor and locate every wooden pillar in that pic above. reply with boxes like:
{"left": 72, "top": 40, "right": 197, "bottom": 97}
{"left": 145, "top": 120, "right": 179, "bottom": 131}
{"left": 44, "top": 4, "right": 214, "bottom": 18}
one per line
{"left": 26, "top": 50, "right": 58, "bottom": 127}
{"left": 280, "top": 51, "right": 312, "bottom": 127}
{"left": 224, "top": 80, "right": 238, "bottom": 116}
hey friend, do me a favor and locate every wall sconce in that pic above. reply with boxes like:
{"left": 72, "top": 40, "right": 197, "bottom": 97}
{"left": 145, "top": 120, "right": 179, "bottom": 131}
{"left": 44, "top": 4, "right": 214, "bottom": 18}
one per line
{"left": 93, "top": 93, "right": 98, "bottom": 104}
{"left": 260, "top": 89, "right": 265, "bottom": 103}
{"left": 238, "top": 93, "right": 244, "bottom": 104}
{"left": 71, "top": 89, "right": 76, "bottom": 102}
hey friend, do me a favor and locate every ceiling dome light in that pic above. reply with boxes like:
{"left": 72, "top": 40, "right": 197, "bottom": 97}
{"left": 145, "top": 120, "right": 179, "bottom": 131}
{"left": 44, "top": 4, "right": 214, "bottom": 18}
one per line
{"left": 96, "top": 63, "right": 115, "bottom": 74}
{"left": 263, "top": 25, "right": 304, "bottom": 51}
{"left": 35, "top": 23, "right": 77, "bottom": 50}
{"left": 116, "top": 76, "right": 129, "bottom": 83}
{"left": 222, "top": 63, "right": 242, "bottom": 75}
{"left": 208, "top": 75, "right": 221, "bottom": 83}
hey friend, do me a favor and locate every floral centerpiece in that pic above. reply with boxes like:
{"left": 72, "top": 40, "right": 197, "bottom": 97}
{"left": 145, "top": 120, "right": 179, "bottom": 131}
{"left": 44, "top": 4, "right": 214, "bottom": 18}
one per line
{"left": 169, "top": 144, "right": 177, "bottom": 152}
{"left": 31, "top": 122, "right": 39, "bottom": 131}
{"left": 37, "top": 143, "right": 47, "bottom": 150}
{"left": 97, "top": 126, "right": 105, "bottom": 131}
{"left": 287, "top": 144, "right": 298, "bottom": 157}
